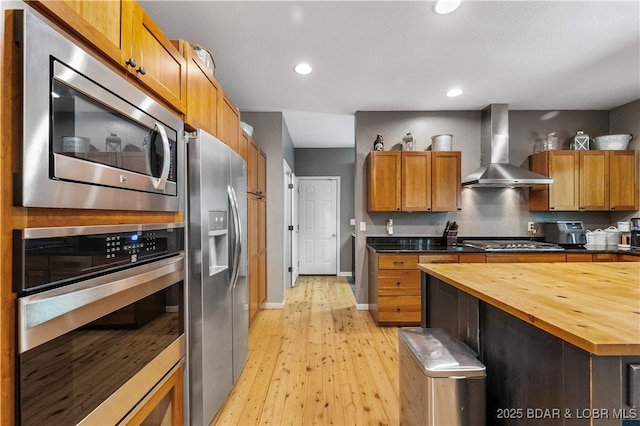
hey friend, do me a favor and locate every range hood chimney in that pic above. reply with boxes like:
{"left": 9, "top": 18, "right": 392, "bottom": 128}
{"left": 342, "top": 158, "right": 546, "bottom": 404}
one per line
{"left": 462, "top": 104, "right": 553, "bottom": 188}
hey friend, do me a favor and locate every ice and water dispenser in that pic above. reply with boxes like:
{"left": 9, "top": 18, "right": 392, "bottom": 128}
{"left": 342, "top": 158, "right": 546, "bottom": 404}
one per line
{"left": 208, "top": 211, "right": 229, "bottom": 275}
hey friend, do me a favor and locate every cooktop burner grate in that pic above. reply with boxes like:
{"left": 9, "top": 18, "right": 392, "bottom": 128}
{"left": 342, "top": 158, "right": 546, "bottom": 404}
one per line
{"left": 463, "top": 240, "right": 565, "bottom": 252}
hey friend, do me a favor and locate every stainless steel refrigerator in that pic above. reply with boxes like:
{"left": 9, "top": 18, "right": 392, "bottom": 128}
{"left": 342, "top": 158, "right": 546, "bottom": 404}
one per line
{"left": 186, "top": 129, "right": 248, "bottom": 425}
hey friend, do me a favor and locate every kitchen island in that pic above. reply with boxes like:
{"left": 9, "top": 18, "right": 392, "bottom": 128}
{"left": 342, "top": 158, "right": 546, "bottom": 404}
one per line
{"left": 419, "top": 262, "right": 640, "bottom": 426}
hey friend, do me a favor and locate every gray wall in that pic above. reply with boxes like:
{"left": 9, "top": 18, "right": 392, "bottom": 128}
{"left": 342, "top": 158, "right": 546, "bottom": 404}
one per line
{"left": 353, "top": 108, "right": 639, "bottom": 305}
{"left": 241, "top": 111, "right": 295, "bottom": 306}
{"left": 294, "top": 148, "right": 356, "bottom": 275}
{"left": 610, "top": 99, "right": 640, "bottom": 150}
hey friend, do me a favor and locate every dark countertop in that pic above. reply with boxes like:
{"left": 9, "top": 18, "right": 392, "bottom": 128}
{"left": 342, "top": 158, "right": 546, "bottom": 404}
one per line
{"left": 366, "top": 236, "right": 640, "bottom": 256}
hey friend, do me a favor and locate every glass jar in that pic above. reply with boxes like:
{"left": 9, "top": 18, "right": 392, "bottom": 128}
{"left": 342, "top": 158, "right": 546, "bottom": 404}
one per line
{"left": 544, "top": 132, "right": 558, "bottom": 150}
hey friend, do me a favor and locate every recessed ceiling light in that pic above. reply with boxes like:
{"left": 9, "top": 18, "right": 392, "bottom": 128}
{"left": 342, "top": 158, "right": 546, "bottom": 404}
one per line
{"left": 294, "top": 63, "right": 312, "bottom": 75}
{"left": 434, "top": 0, "right": 462, "bottom": 15}
{"left": 447, "top": 88, "right": 463, "bottom": 97}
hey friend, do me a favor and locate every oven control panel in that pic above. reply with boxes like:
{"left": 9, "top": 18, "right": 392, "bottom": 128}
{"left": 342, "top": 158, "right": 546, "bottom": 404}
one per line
{"left": 106, "top": 232, "right": 160, "bottom": 258}
{"left": 14, "top": 224, "right": 184, "bottom": 294}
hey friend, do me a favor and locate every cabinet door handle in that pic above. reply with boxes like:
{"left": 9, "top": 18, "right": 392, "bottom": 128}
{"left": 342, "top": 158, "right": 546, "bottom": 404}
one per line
{"left": 125, "top": 58, "right": 137, "bottom": 68}
{"left": 136, "top": 66, "right": 147, "bottom": 75}
{"left": 396, "top": 307, "right": 401, "bottom": 312}
{"left": 396, "top": 282, "right": 401, "bottom": 286}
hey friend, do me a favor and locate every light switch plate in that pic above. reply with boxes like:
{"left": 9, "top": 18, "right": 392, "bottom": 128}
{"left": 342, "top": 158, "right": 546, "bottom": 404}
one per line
{"left": 350, "top": 219, "right": 356, "bottom": 226}
{"left": 359, "top": 221, "right": 366, "bottom": 231}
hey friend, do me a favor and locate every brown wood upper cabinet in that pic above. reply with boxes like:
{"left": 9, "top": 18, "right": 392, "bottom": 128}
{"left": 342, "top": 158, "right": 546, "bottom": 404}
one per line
{"left": 529, "top": 150, "right": 639, "bottom": 211}
{"left": 217, "top": 91, "right": 240, "bottom": 152}
{"left": 32, "top": 0, "right": 187, "bottom": 113}
{"left": 239, "top": 130, "right": 249, "bottom": 163}
{"left": 248, "top": 140, "right": 267, "bottom": 197}
{"left": 367, "top": 151, "right": 461, "bottom": 212}
{"left": 179, "top": 40, "right": 220, "bottom": 136}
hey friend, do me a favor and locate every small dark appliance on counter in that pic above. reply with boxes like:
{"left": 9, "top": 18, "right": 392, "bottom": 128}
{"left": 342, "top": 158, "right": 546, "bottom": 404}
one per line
{"left": 442, "top": 220, "right": 458, "bottom": 246}
{"left": 544, "top": 221, "right": 587, "bottom": 247}
{"left": 631, "top": 218, "right": 640, "bottom": 249}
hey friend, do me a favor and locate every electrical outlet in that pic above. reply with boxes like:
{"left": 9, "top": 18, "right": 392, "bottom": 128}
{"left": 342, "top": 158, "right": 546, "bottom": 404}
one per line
{"left": 359, "top": 221, "right": 367, "bottom": 231}
{"left": 527, "top": 222, "right": 535, "bottom": 232}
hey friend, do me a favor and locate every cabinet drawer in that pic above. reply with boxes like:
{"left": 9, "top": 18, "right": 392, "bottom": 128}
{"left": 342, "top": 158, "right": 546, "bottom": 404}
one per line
{"left": 458, "top": 254, "right": 486, "bottom": 263}
{"left": 379, "top": 254, "right": 418, "bottom": 269}
{"left": 378, "top": 270, "right": 421, "bottom": 295}
{"left": 592, "top": 253, "right": 617, "bottom": 262}
{"left": 419, "top": 254, "right": 458, "bottom": 264}
{"left": 377, "top": 296, "right": 421, "bottom": 324}
{"left": 485, "top": 253, "right": 566, "bottom": 263}
{"left": 619, "top": 254, "right": 640, "bottom": 262}
{"left": 566, "top": 253, "right": 593, "bottom": 262}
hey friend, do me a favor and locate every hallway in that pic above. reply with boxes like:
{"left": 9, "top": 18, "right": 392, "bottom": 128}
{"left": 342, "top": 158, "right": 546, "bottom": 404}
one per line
{"left": 213, "top": 276, "right": 400, "bottom": 426}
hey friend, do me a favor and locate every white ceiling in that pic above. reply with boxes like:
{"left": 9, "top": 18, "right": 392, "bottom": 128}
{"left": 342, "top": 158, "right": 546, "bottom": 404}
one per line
{"left": 141, "top": 1, "right": 640, "bottom": 148}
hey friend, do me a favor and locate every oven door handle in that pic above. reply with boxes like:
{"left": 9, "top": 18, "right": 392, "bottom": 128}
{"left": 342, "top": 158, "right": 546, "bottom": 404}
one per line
{"left": 18, "top": 255, "right": 184, "bottom": 354}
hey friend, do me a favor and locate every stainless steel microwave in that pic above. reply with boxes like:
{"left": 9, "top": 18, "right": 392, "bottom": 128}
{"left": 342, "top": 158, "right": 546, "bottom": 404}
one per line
{"left": 13, "top": 10, "right": 184, "bottom": 212}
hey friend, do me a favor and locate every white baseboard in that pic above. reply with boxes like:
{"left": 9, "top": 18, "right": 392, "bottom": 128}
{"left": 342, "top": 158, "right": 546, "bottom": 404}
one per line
{"left": 338, "top": 271, "right": 353, "bottom": 277}
{"left": 356, "top": 304, "right": 369, "bottom": 311}
{"left": 263, "top": 302, "right": 285, "bottom": 309}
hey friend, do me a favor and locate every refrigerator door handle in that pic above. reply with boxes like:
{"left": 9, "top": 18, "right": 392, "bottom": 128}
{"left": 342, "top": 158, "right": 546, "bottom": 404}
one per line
{"left": 228, "top": 185, "right": 242, "bottom": 289}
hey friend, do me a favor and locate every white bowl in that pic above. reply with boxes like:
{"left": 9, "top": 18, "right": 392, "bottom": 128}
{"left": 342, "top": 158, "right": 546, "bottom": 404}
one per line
{"left": 240, "top": 121, "right": 254, "bottom": 137}
{"left": 591, "top": 134, "right": 632, "bottom": 150}
{"left": 617, "top": 221, "right": 631, "bottom": 232}
{"left": 431, "top": 134, "right": 453, "bottom": 151}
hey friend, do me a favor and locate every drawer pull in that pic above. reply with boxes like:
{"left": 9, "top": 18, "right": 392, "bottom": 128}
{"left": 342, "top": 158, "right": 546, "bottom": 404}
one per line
{"left": 396, "top": 282, "right": 401, "bottom": 286}
{"left": 393, "top": 261, "right": 405, "bottom": 265}
{"left": 396, "top": 307, "right": 401, "bottom": 312}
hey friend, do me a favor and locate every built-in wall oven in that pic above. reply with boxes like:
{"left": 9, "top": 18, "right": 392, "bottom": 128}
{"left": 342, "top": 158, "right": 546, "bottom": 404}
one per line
{"left": 13, "top": 9, "right": 184, "bottom": 212}
{"left": 13, "top": 223, "right": 185, "bottom": 425}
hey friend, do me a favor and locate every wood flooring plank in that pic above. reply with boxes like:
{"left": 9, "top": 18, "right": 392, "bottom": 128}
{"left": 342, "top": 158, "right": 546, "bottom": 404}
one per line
{"left": 213, "top": 276, "right": 400, "bottom": 426}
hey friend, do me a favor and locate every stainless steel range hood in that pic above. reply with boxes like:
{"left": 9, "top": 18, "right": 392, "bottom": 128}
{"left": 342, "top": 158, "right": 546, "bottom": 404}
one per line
{"left": 462, "top": 104, "right": 553, "bottom": 188}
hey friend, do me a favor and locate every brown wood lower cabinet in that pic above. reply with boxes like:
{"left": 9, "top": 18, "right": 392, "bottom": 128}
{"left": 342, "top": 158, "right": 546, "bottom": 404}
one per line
{"left": 368, "top": 252, "right": 421, "bottom": 326}
{"left": 484, "top": 253, "right": 566, "bottom": 263}
{"left": 620, "top": 254, "right": 640, "bottom": 262}
{"left": 369, "top": 249, "right": 640, "bottom": 327}
{"left": 377, "top": 269, "right": 421, "bottom": 324}
{"left": 566, "top": 253, "right": 593, "bottom": 262}
{"left": 591, "top": 253, "right": 618, "bottom": 262}
{"left": 248, "top": 193, "right": 267, "bottom": 325}
{"left": 125, "top": 363, "right": 183, "bottom": 425}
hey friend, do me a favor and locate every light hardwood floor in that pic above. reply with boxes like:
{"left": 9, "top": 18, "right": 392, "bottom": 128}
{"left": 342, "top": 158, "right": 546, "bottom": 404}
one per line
{"left": 213, "top": 275, "right": 401, "bottom": 426}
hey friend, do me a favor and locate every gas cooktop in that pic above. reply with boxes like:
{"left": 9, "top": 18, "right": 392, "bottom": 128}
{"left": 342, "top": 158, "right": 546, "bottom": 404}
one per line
{"left": 463, "top": 240, "right": 565, "bottom": 252}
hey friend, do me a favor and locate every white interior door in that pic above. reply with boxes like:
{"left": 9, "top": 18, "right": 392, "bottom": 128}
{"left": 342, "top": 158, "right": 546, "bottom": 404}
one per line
{"left": 299, "top": 178, "right": 338, "bottom": 275}
{"left": 291, "top": 174, "right": 299, "bottom": 285}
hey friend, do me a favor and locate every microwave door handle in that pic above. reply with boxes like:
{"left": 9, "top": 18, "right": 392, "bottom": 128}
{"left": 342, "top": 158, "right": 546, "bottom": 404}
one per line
{"left": 151, "top": 122, "right": 171, "bottom": 191}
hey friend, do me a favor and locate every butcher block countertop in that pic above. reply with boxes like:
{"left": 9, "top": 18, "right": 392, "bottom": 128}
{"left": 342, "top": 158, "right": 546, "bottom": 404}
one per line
{"left": 418, "top": 262, "right": 640, "bottom": 356}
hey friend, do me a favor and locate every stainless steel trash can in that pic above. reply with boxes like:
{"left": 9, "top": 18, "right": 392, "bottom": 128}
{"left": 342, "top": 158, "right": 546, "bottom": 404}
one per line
{"left": 399, "top": 328, "right": 486, "bottom": 426}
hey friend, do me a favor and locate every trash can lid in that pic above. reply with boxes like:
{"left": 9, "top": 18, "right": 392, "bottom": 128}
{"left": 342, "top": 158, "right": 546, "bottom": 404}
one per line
{"left": 399, "top": 328, "right": 486, "bottom": 378}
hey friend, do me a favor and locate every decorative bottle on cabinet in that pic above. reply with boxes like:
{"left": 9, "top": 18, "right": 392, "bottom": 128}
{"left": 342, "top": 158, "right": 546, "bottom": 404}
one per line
{"left": 373, "top": 134, "right": 384, "bottom": 151}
